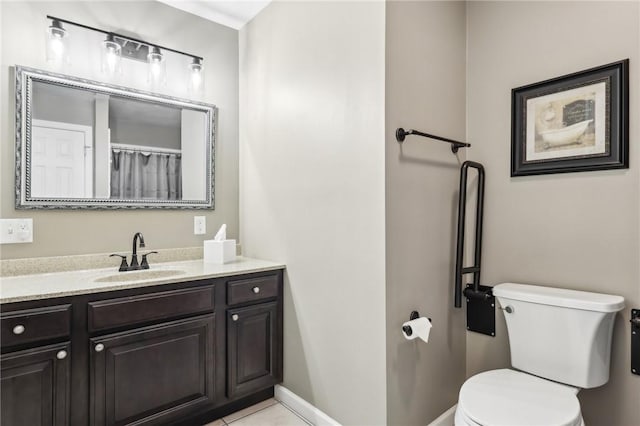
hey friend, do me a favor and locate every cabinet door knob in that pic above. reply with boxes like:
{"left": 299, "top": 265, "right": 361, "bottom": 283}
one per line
{"left": 56, "top": 350, "right": 67, "bottom": 360}
{"left": 252, "top": 286, "right": 260, "bottom": 294}
{"left": 95, "top": 343, "right": 105, "bottom": 352}
{"left": 12, "top": 325, "right": 25, "bottom": 335}
{"left": 232, "top": 314, "right": 239, "bottom": 321}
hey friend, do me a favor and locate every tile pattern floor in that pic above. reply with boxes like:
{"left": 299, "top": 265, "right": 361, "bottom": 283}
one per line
{"left": 204, "top": 398, "right": 311, "bottom": 426}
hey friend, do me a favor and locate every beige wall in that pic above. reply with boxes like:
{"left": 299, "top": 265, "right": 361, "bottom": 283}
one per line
{"left": 466, "top": 2, "right": 640, "bottom": 425}
{"left": 0, "top": 1, "right": 238, "bottom": 259}
{"left": 385, "top": 2, "right": 467, "bottom": 424}
{"left": 239, "top": 2, "right": 387, "bottom": 424}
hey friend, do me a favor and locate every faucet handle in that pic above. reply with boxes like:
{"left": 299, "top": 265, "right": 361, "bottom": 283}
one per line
{"left": 140, "top": 251, "right": 158, "bottom": 270}
{"left": 109, "top": 254, "right": 129, "bottom": 272}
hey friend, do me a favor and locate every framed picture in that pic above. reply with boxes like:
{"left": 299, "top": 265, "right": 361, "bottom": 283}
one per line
{"left": 511, "top": 59, "right": 628, "bottom": 176}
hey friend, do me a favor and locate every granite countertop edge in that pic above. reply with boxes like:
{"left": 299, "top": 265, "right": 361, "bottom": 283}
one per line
{"left": 0, "top": 257, "right": 286, "bottom": 304}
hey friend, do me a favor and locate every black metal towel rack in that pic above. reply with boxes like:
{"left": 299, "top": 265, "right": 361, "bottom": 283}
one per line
{"left": 454, "top": 161, "right": 488, "bottom": 308}
{"left": 395, "top": 128, "right": 471, "bottom": 154}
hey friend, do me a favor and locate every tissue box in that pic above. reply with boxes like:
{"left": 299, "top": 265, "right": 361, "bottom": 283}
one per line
{"left": 204, "top": 239, "right": 236, "bottom": 264}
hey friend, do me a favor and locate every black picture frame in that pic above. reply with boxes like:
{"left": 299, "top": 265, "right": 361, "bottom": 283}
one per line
{"left": 511, "top": 59, "right": 628, "bottom": 177}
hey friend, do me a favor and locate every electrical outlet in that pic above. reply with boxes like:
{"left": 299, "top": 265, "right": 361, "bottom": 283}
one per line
{"left": 0, "top": 219, "right": 33, "bottom": 244}
{"left": 194, "top": 216, "right": 206, "bottom": 235}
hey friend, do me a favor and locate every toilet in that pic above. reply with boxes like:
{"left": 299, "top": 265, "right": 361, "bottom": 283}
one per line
{"left": 455, "top": 283, "right": 625, "bottom": 426}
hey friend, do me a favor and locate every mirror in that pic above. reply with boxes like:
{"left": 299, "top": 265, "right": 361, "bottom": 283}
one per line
{"left": 15, "top": 66, "right": 216, "bottom": 209}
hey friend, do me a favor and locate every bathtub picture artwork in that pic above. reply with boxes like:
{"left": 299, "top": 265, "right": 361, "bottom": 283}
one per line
{"left": 528, "top": 83, "right": 604, "bottom": 160}
{"left": 511, "top": 59, "right": 628, "bottom": 176}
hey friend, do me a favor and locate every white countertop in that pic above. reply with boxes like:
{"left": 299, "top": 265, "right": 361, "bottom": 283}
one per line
{"left": 0, "top": 257, "right": 285, "bottom": 304}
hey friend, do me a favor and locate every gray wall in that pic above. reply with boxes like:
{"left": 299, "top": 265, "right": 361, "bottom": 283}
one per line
{"left": 466, "top": 2, "right": 640, "bottom": 425}
{"left": 0, "top": 1, "right": 238, "bottom": 259}
{"left": 385, "top": 2, "right": 467, "bottom": 424}
{"left": 110, "top": 118, "right": 181, "bottom": 150}
{"left": 32, "top": 81, "right": 95, "bottom": 127}
{"left": 109, "top": 98, "right": 182, "bottom": 150}
{"left": 239, "top": 2, "right": 387, "bottom": 424}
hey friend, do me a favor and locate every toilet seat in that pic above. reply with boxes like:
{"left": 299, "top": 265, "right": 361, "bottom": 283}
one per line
{"left": 456, "top": 369, "right": 583, "bottom": 426}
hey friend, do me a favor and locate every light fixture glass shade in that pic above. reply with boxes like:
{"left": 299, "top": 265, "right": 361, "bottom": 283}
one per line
{"left": 46, "top": 19, "right": 69, "bottom": 66}
{"left": 101, "top": 34, "right": 122, "bottom": 76}
{"left": 188, "top": 57, "right": 204, "bottom": 95}
{"left": 147, "top": 46, "right": 166, "bottom": 87}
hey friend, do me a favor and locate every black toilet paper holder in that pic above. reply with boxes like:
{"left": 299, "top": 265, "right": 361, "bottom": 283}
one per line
{"left": 402, "top": 311, "right": 432, "bottom": 337}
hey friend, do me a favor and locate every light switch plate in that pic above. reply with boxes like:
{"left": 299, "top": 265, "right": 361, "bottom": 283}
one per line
{"left": 194, "top": 216, "right": 206, "bottom": 235}
{"left": 0, "top": 219, "right": 33, "bottom": 244}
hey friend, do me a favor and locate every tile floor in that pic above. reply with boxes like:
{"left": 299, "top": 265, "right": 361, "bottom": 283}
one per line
{"left": 204, "top": 398, "right": 311, "bottom": 426}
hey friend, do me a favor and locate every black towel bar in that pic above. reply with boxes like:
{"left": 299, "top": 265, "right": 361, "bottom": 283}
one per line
{"left": 395, "top": 128, "right": 470, "bottom": 154}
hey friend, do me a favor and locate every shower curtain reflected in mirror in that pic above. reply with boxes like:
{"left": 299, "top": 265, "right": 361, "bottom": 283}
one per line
{"left": 111, "top": 150, "right": 182, "bottom": 200}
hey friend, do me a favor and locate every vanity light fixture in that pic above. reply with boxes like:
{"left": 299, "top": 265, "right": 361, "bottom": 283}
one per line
{"left": 101, "top": 34, "right": 122, "bottom": 76}
{"left": 188, "top": 57, "right": 204, "bottom": 93}
{"left": 147, "top": 46, "right": 166, "bottom": 86}
{"left": 45, "top": 15, "right": 204, "bottom": 92}
{"left": 46, "top": 19, "right": 68, "bottom": 64}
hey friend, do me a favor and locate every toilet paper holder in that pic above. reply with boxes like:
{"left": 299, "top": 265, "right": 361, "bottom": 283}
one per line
{"left": 402, "top": 311, "right": 432, "bottom": 337}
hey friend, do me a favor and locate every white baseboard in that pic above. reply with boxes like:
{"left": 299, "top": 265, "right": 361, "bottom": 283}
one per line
{"left": 274, "top": 385, "right": 341, "bottom": 426}
{"left": 427, "top": 404, "right": 457, "bottom": 426}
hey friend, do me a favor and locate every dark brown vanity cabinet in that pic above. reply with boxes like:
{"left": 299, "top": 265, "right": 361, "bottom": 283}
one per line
{"left": 1, "top": 342, "right": 71, "bottom": 426}
{"left": 90, "top": 316, "right": 215, "bottom": 425}
{"left": 0, "top": 304, "right": 72, "bottom": 426}
{"left": 0, "top": 269, "right": 283, "bottom": 426}
{"left": 227, "top": 302, "right": 280, "bottom": 398}
{"left": 226, "top": 275, "right": 283, "bottom": 399}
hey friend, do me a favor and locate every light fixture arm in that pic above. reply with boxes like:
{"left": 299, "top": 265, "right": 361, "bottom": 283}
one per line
{"left": 46, "top": 15, "right": 203, "bottom": 62}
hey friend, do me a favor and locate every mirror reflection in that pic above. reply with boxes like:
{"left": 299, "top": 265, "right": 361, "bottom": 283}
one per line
{"left": 17, "top": 66, "right": 216, "bottom": 209}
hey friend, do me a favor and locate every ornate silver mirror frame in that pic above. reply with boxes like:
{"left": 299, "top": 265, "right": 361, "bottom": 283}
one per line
{"left": 15, "top": 65, "right": 216, "bottom": 209}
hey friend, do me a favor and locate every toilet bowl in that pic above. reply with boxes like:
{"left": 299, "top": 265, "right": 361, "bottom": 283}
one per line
{"left": 454, "top": 283, "right": 624, "bottom": 426}
{"left": 455, "top": 369, "right": 584, "bottom": 426}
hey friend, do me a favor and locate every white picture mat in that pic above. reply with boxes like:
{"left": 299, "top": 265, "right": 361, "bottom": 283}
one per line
{"left": 525, "top": 81, "right": 606, "bottom": 162}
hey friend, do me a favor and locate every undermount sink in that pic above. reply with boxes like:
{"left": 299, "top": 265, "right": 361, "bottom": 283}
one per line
{"left": 93, "top": 269, "right": 186, "bottom": 283}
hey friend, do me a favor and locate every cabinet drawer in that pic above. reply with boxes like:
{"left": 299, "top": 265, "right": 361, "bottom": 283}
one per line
{"left": 1, "top": 304, "right": 71, "bottom": 349}
{"left": 227, "top": 275, "right": 279, "bottom": 306}
{"left": 88, "top": 286, "right": 215, "bottom": 332}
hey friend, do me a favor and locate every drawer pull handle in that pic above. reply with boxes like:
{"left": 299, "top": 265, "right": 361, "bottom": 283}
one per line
{"left": 232, "top": 314, "right": 239, "bottom": 321}
{"left": 12, "top": 325, "right": 25, "bottom": 335}
{"left": 95, "top": 343, "right": 105, "bottom": 352}
{"left": 252, "top": 286, "right": 260, "bottom": 294}
{"left": 56, "top": 350, "right": 67, "bottom": 360}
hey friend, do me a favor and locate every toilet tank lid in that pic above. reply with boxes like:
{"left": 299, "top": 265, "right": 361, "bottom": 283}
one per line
{"left": 493, "top": 283, "right": 625, "bottom": 313}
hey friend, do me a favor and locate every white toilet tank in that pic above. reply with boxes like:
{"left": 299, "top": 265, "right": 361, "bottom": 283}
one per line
{"left": 493, "top": 283, "right": 624, "bottom": 389}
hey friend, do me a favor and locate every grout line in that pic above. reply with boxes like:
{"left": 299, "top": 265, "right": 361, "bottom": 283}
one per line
{"left": 278, "top": 401, "right": 314, "bottom": 426}
{"left": 224, "top": 400, "right": 279, "bottom": 424}
{"left": 204, "top": 420, "right": 228, "bottom": 426}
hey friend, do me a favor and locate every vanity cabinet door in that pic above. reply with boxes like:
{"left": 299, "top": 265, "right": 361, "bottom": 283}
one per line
{"left": 90, "top": 315, "right": 215, "bottom": 426}
{"left": 227, "top": 302, "right": 281, "bottom": 398}
{"left": 1, "top": 342, "right": 71, "bottom": 426}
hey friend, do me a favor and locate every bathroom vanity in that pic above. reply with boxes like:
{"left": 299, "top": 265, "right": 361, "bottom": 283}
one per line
{"left": 0, "top": 258, "right": 284, "bottom": 425}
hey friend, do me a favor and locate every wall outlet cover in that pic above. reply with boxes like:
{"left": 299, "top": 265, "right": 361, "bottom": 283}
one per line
{"left": 194, "top": 216, "right": 206, "bottom": 235}
{"left": 0, "top": 218, "right": 33, "bottom": 244}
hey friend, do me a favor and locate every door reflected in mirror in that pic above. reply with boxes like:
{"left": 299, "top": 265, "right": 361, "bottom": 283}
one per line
{"left": 16, "top": 66, "right": 216, "bottom": 209}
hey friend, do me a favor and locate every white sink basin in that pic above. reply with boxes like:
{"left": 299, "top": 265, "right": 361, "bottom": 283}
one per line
{"left": 93, "top": 269, "right": 186, "bottom": 283}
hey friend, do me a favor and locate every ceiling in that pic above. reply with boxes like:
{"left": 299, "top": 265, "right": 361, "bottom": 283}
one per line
{"left": 157, "top": 0, "right": 271, "bottom": 30}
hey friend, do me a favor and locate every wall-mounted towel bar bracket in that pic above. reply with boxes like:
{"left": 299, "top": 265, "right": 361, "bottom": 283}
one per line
{"left": 395, "top": 128, "right": 471, "bottom": 154}
{"left": 631, "top": 309, "right": 640, "bottom": 375}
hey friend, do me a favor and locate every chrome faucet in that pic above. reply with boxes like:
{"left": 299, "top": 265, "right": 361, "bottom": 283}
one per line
{"left": 130, "top": 232, "right": 145, "bottom": 270}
